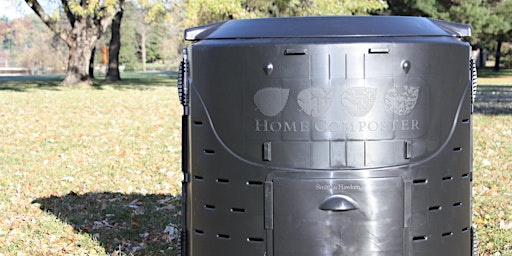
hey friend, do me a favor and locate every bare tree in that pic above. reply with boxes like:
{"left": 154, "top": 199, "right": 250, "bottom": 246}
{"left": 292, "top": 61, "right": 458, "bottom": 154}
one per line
{"left": 25, "top": 0, "right": 121, "bottom": 86}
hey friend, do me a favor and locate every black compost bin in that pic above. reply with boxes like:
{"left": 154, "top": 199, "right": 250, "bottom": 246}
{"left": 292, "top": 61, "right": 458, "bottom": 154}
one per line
{"left": 177, "top": 16, "right": 476, "bottom": 256}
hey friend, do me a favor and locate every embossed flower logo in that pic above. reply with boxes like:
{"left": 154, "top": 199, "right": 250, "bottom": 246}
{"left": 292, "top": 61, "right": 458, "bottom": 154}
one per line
{"left": 253, "top": 87, "right": 290, "bottom": 117}
{"left": 385, "top": 85, "right": 419, "bottom": 115}
{"left": 341, "top": 87, "right": 377, "bottom": 117}
{"left": 297, "top": 87, "right": 335, "bottom": 117}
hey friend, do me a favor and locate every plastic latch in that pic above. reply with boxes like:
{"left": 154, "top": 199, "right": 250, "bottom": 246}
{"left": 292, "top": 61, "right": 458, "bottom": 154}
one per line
{"left": 262, "top": 142, "right": 271, "bottom": 161}
{"left": 405, "top": 141, "right": 412, "bottom": 159}
{"left": 319, "top": 195, "right": 359, "bottom": 211}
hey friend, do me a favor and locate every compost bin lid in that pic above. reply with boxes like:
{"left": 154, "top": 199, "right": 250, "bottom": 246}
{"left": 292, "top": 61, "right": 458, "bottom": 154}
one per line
{"left": 184, "top": 16, "right": 471, "bottom": 41}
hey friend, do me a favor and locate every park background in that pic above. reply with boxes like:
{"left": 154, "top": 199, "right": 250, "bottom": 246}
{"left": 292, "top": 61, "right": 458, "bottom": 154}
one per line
{"left": 1, "top": 0, "right": 512, "bottom": 255}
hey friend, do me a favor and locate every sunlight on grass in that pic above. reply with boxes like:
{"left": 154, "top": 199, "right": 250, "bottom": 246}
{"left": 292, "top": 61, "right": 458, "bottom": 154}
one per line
{"left": 478, "top": 77, "right": 512, "bottom": 86}
{"left": 473, "top": 114, "right": 512, "bottom": 255}
{"left": 0, "top": 83, "right": 182, "bottom": 255}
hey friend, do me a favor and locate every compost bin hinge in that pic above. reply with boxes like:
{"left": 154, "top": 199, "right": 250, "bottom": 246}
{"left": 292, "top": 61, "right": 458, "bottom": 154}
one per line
{"left": 178, "top": 47, "right": 191, "bottom": 256}
{"left": 470, "top": 58, "right": 478, "bottom": 113}
{"left": 178, "top": 48, "right": 190, "bottom": 115}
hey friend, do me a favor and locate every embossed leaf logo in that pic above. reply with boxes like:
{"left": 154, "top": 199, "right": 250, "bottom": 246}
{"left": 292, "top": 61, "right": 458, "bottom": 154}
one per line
{"left": 341, "top": 87, "right": 377, "bottom": 117}
{"left": 297, "top": 87, "right": 335, "bottom": 117}
{"left": 254, "top": 87, "right": 290, "bottom": 117}
{"left": 384, "top": 85, "right": 419, "bottom": 115}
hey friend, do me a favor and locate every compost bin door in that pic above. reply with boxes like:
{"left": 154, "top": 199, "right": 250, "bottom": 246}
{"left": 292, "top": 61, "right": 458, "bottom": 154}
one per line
{"left": 272, "top": 177, "right": 404, "bottom": 255}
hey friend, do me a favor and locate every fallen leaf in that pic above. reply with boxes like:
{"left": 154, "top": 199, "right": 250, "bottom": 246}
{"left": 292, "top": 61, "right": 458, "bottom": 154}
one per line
{"left": 499, "top": 220, "right": 512, "bottom": 230}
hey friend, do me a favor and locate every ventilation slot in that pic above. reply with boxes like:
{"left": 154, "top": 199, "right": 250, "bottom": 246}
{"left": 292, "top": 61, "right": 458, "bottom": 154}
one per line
{"left": 442, "top": 232, "right": 453, "bottom": 237}
{"left": 247, "top": 237, "right": 264, "bottom": 243}
{"left": 284, "top": 49, "right": 307, "bottom": 55}
{"left": 413, "top": 236, "right": 427, "bottom": 241}
{"left": 193, "top": 121, "right": 204, "bottom": 126}
{"left": 429, "top": 205, "right": 442, "bottom": 211}
{"left": 247, "top": 181, "right": 264, "bottom": 187}
{"left": 203, "top": 149, "right": 216, "bottom": 155}
{"left": 204, "top": 204, "right": 216, "bottom": 211}
{"left": 453, "top": 202, "right": 463, "bottom": 207}
{"left": 453, "top": 147, "right": 462, "bottom": 152}
{"left": 216, "top": 178, "right": 229, "bottom": 184}
{"left": 194, "top": 175, "right": 204, "bottom": 181}
{"left": 368, "top": 48, "right": 390, "bottom": 54}
{"left": 413, "top": 179, "right": 428, "bottom": 184}
{"left": 442, "top": 176, "right": 453, "bottom": 181}
{"left": 194, "top": 229, "right": 205, "bottom": 235}
{"left": 231, "top": 208, "right": 246, "bottom": 213}
{"left": 217, "top": 234, "right": 231, "bottom": 240}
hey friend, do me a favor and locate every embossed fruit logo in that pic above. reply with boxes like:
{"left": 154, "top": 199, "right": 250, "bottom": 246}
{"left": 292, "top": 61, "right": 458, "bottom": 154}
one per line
{"left": 297, "top": 87, "right": 335, "bottom": 117}
{"left": 253, "top": 87, "right": 290, "bottom": 117}
{"left": 385, "top": 85, "right": 419, "bottom": 115}
{"left": 341, "top": 87, "right": 377, "bottom": 117}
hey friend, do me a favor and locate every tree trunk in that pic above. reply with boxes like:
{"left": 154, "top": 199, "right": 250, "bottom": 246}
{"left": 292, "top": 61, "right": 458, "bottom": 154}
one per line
{"left": 89, "top": 46, "right": 96, "bottom": 79}
{"left": 60, "top": 20, "right": 102, "bottom": 86}
{"left": 141, "top": 29, "right": 147, "bottom": 72}
{"left": 106, "top": 1, "right": 124, "bottom": 82}
{"left": 478, "top": 48, "right": 485, "bottom": 68}
{"left": 61, "top": 43, "right": 96, "bottom": 86}
{"left": 494, "top": 38, "right": 502, "bottom": 72}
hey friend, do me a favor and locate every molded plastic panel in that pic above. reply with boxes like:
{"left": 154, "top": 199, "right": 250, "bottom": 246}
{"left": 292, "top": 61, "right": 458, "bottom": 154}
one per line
{"left": 273, "top": 177, "right": 404, "bottom": 255}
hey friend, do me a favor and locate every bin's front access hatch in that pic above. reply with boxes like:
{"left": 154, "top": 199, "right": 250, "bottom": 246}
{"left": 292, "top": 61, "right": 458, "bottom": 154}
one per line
{"left": 272, "top": 177, "right": 404, "bottom": 255}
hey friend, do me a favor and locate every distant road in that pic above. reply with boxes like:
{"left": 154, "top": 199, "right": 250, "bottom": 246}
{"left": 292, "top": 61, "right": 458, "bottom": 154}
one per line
{"left": 0, "top": 67, "right": 30, "bottom": 76}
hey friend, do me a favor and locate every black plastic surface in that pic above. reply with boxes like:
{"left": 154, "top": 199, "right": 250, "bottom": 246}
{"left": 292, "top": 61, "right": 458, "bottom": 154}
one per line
{"left": 185, "top": 16, "right": 471, "bottom": 41}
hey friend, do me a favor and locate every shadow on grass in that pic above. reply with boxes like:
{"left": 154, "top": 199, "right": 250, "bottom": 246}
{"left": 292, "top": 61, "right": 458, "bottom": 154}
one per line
{"left": 0, "top": 72, "right": 177, "bottom": 92}
{"left": 0, "top": 75, "right": 63, "bottom": 91}
{"left": 474, "top": 85, "right": 512, "bottom": 115}
{"left": 477, "top": 68, "right": 512, "bottom": 78}
{"left": 32, "top": 192, "right": 181, "bottom": 255}
{"left": 93, "top": 72, "right": 178, "bottom": 90}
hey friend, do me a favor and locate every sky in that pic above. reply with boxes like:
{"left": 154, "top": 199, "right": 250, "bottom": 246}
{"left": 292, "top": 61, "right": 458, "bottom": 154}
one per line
{"left": 0, "top": 1, "right": 34, "bottom": 20}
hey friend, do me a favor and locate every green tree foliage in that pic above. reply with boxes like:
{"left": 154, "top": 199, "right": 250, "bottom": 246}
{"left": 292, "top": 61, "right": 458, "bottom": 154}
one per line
{"left": 387, "top": 0, "right": 512, "bottom": 69}
{"left": 387, "top": 0, "right": 509, "bottom": 41}
{"left": 119, "top": 2, "right": 140, "bottom": 71}
{"left": 118, "top": 0, "right": 174, "bottom": 72}
{"left": 182, "top": 0, "right": 388, "bottom": 27}
{"left": 113, "top": 1, "right": 175, "bottom": 72}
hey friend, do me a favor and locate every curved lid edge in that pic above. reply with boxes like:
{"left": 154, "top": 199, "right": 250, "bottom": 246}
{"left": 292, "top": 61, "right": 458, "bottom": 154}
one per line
{"left": 184, "top": 16, "right": 472, "bottom": 41}
{"left": 184, "top": 21, "right": 228, "bottom": 41}
{"left": 429, "top": 18, "right": 472, "bottom": 37}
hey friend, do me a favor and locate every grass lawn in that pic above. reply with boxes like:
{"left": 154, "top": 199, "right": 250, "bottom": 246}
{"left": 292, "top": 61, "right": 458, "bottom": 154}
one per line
{"left": 1, "top": 73, "right": 182, "bottom": 255}
{"left": 0, "top": 71, "right": 511, "bottom": 255}
{"left": 473, "top": 70, "right": 512, "bottom": 255}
